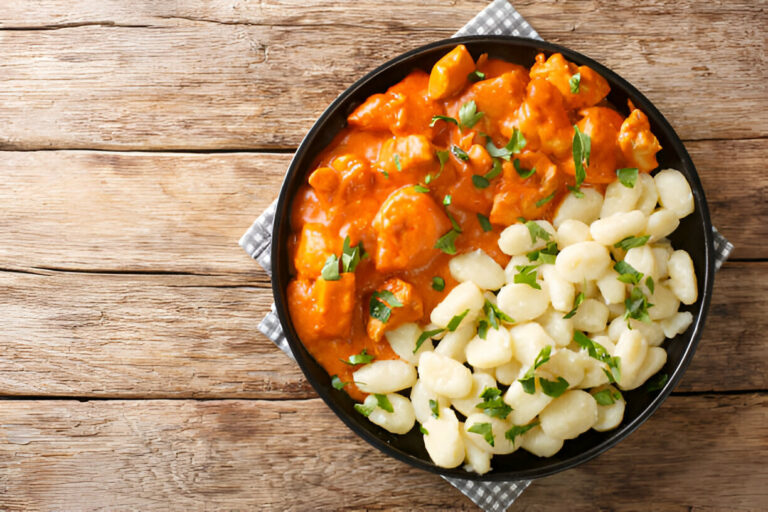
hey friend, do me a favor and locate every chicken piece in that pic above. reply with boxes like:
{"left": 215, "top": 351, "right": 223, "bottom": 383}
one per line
{"left": 529, "top": 53, "right": 610, "bottom": 110}
{"left": 287, "top": 274, "right": 356, "bottom": 342}
{"left": 476, "top": 55, "right": 529, "bottom": 80}
{"left": 372, "top": 186, "right": 452, "bottom": 273}
{"left": 454, "top": 70, "right": 529, "bottom": 125}
{"left": 293, "top": 223, "right": 337, "bottom": 278}
{"left": 428, "top": 44, "right": 476, "bottom": 100}
{"left": 618, "top": 107, "right": 662, "bottom": 173}
{"left": 348, "top": 70, "right": 440, "bottom": 137}
{"left": 330, "top": 154, "right": 376, "bottom": 198}
{"left": 376, "top": 134, "right": 434, "bottom": 177}
{"left": 575, "top": 107, "right": 626, "bottom": 184}
{"left": 490, "top": 151, "right": 561, "bottom": 225}
{"left": 504, "top": 78, "right": 573, "bottom": 159}
{"left": 367, "top": 278, "right": 424, "bottom": 341}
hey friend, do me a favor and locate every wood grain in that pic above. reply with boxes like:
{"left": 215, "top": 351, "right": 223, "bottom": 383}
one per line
{"left": 0, "top": 0, "right": 765, "bottom": 150}
{"left": 0, "top": 262, "right": 764, "bottom": 398}
{"left": 0, "top": 395, "right": 765, "bottom": 511}
{"left": 0, "top": 141, "right": 762, "bottom": 279}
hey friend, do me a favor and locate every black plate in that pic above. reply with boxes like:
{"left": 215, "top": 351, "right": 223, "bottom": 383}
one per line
{"left": 269, "top": 36, "right": 715, "bottom": 480}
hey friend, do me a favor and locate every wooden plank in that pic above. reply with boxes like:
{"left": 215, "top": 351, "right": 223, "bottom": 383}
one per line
{"left": 0, "top": 261, "right": 764, "bottom": 398}
{"left": 0, "top": 395, "right": 764, "bottom": 510}
{"left": 0, "top": 1, "right": 765, "bottom": 150}
{"left": 0, "top": 142, "right": 762, "bottom": 278}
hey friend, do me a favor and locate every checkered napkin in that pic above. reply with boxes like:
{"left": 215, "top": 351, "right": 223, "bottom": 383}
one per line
{"left": 239, "top": 1, "right": 733, "bottom": 509}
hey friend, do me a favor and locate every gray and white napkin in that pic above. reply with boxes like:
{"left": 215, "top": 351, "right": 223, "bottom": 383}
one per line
{"left": 239, "top": 0, "right": 733, "bottom": 509}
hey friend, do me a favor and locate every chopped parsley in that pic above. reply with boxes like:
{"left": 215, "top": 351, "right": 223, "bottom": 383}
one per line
{"left": 483, "top": 299, "right": 514, "bottom": 328}
{"left": 535, "top": 191, "right": 555, "bottom": 208}
{"left": 375, "top": 393, "right": 394, "bottom": 413}
{"left": 573, "top": 331, "right": 621, "bottom": 383}
{"left": 446, "top": 309, "right": 471, "bottom": 331}
{"left": 624, "top": 285, "right": 653, "bottom": 324}
{"left": 331, "top": 375, "right": 348, "bottom": 390}
{"left": 468, "top": 422, "right": 495, "bottom": 447}
{"left": 475, "top": 387, "right": 512, "bottom": 419}
{"left": 539, "top": 376, "right": 569, "bottom": 397}
{"left": 569, "top": 72, "right": 581, "bottom": 94}
{"left": 432, "top": 276, "right": 445, "bottom": 292}
{"left": 321, "top": 254, "right": 341, "bottom": 281}
{"left": 485, "top": 128, "right": 526, "bottom": 160}
{"left": 645, "top": 275, "right": 655, "bottom": 294}
{"left": 477, "top": 319, "right": 489, "bottom": 339}
{"left": 413, "top": 328, "right": 444, "bottom": 353}
{"left": 468, "top": 70, "right": 486, "bottom": 82}
{"left": 514, "top": 264, "right": 541, "bottom": 290}
{"left": 425, "top": 150, "right": 451, "bottom": 185}
{"left": 342, "top": 348, "right": 375, "bottom": 366}
{"left": 593, "top": 388, "right": 623, "bottom": 406}
{"left": 477, "top": 213, "right": 493, "bottom": 232}
{"left": 459, "top": 100, "right": 484, "bottom": 129}
{"left": 413, "top": 184, "right": 429, "bottom": 193}
{"left": 513, "top": 158, "right": 536, "bottom": 178}
{"left": 563, "top": 291, "right": 585, "bottom": 319}
{"left": 614, "top": 260, "right": 644, "bottom": 285}
{"left": 341, "top": 236, "right": 364, "bottom": 273}
{"left": 473, "top": 156, "right": 504, "bottom": 189}
{"left": 434, "top": 228, "right": 460, "bottom": 255}
{"left": 524, "top": 220, "right": 552, "bottom": 244}
{"left": 571, "top": 125, "right": 591, "bottom": 195}
{"left": 369, "top": 290, "right": 403, "bottom": 323}
{"left": 505, "top": 421, "right": 539, "bottom": 444}
{"left": 614, "top": 235, "right": 650, "bottom": 251}
{"left": 354, "top": 401, "right": 375, "bottom": 417}
{"left": 429, "top": 115, "right": 458, "bottom": 128}
{"left": 617, "top": 167, "right": 639, "bottom": 188}
{"left": 519, "top": 345, "right": 552, "bottom": 394}
{"left": 419, "top": 425, "right": 429, "bottom": 435}
{"left": 429, "top": 399, "right": 440, "bottom": 418}
{"left": 472, "top": 174, "right": 490, "bottom": 189}
{"left": 393, "top": 154, "right": 402, "bottom": 172}
{"left": 451, "top": 145, "right": 470, "bottom": 161}
{"left": 443, "top": 194, "right": 452, "bottom": 206}
{"left": 526, "top": 241, "right": 559, "bottom": 264}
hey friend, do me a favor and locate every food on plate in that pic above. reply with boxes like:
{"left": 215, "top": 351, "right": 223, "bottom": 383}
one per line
{"left": 286, "top": 44, "right": 697, "bottom": 473}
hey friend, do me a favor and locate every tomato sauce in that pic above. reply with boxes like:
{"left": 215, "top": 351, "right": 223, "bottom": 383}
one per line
{"left": 287, "top": 45, "right": 661, "bottom": 401}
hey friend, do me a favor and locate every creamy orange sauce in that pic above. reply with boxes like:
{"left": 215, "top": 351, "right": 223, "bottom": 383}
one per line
{"left": 287, "top": 45, "right": 661, "bottom": 401}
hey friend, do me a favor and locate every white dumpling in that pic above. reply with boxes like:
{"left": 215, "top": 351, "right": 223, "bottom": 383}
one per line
{"left": 654, "top": 169, "right": 694, "bottom": 218}
{"left": 553, "top": 188, "right": 603, "bottom": 228}
{"left": 410, "top": 379, "right": 450, "bottom": 425}
{"left": 461, "top": 429, "right": 493, "bottom": 475}
{"left": 613, "top": 329, "right": 649, "bottom": 390}
{"left": 434, "top": 323, "right": 475, "bottom": 363}
{"left": 520, "top": 424, "right": 564, "bottom": 457}
{"left": 496, "top": 282, "right": 550, "bottom": 323}
{"left": 571, "top": 298, "right": 610, "bottom": 334}
{"left": 418, "top": 351, "right": 473, "bottom": 398}
{"left": 541, "top": 264, "right": 575, "bottom": 312}
{"left": 600, "top": 179, "right": 642, "bottom": 219}
{"left": 660, "top": 311, "right": 693, "bottom": 338}
{"left": 464, "top": 412, "right": 517, "bottom": 455}
{"left": 465, "top": 326, "right": 514, "bottom": 369}
{"left": 539, "top": 348, "right": 587, "bottom": 389}
{"left": 626, "top": 346, "right": 667, "bottom": 390}
{"left": 597, "top": 268, "right": 626, "bottom": 305}
{"left": 555, "top": 241, "right": 611, "bottom": 283}
{"left": 354, "top": 360, "right": 417, "bottom": 394}
{"left": 539, "top": 390, "right": 598, "bottom": 440}
{"left": 646, "top": 209, "right": 680, "bottom": 242}
{"left": 423, "top": 407, "right": 465, "bottom": 468}
{"left": 590, "top": 210, "right": 647, "bottom": 246}
{"left": 494, "top": 359, "right": 523, "bottom": 386}
{"left": 498, "top": 221, "right": 556, "bottom": 256}
{"left": 591, "top": 386, "right": 626, "bottom": 432}
{"left": 504, "top": 376, "right": 554, "bottom": 426}
{"left": 386, "top": 323, "right": 433, "bottom": 365}
{"left": 624, "top": 245, "right": 657, "bottom": 280}
{"left": 536, "top": 308, "right": 574, "bottom": 347}
{"left": 449, "top": 249, "right": 506, "bottom": 291}
{"left": 367, "top": 393, "right": 416, "bottom": 435}
{"left": 508, "top": 322, "right": 555, "bottom": 367}
{"left": 430, "top": 281, "right": 484, "bottom": 329}
{"left": 635, "top": 172, "right": 659, "bottom": 216}
{"left": 556, "top": 219, "right": 592, "bottom": 248}
{"left": 667, "top": 250, "right": 698, "bottom": 305}
{"left": 648, "top": 282, "right": 680, "bottom": 320}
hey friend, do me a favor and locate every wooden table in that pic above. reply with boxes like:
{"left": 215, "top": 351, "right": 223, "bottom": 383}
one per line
{"left": 1, "top": 1, "right": 766, "bottom": 509}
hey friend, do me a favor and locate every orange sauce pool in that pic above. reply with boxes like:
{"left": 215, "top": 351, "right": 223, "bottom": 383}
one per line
{"left": 287, "top": 45, "right": 661, "bottom": 401}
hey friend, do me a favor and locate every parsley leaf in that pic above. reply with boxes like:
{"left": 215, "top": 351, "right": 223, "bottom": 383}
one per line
{"left": 354, "top": 402, "right": 375, "bottom": 417}
{"left": 468, "top": 422, "right": 495, "bottom": 447}
{"left": 393, "top": 154, "right": 402, "bottom": 172}
{"left": 615, "top": 235, "right": 650, "bottom": 251}
{"left": 483, "top": 299, "right": 514, "bottom": 328}
{"left": 571, "top": 125, "right": 591, "bottom": 194}
{"left": 614, "top": 260, "right": 644, "bottom": 285}
{"left": 432, "top": 276, "right": 445, "bottom": 292}
{"left": 375, "top": 393, "right": 394, "bottom": 413}
{"left": 646, "top": 276, "right": 655, "bottom": 294}
{"left": 429, "top": 399, "right": 440, "bottom": 418}
{"left": 567, "top": 184, "right": 585, "bottom": 198}
{"left": 434, "top": 228, "right": 460, "bottom": 255}
{"left": 539, "top": 376, "right": 569, "bottom": 397}
{"left": 426, "top": 150, "right": 451, "bottom": 185}
{"left": 535, "top": 191, "right": 555, "bottom": 208}
{"left": 342, "top": 348, "right": 375, "bottom": 366}
{"left": 518, "top": 345, "right": 552, "bottom": 394}
{"left": 446, "top": 309, "right": 470, "bottom": 331}
{"left": 514, "top": 264, "right": 541, "bottom": 290}
{"left": 468, "top": 70, "right": 486, "bottom": 82}
{"left": 451, "top": 145, "right": 469, "bottom": 161}
{"left": 527, "top": 241, "right": 559, "bottom": 264}
{"left": 443, "top": 194, "right": 452, "bottom": 206}
{"left": 429, "top": 115, "right": 458, "bottom": 128}
{"left": 475, "top": 387, "right": 512, "bottom": 419}
{"left": 593, "top": 388, "right": 623, "bottom": 406}
{"left": 459, "top": 100, "right": 484, "bottom": 129}
{"left": 624, "top": 286, "right": 653, "bottom": 324}
{"left": 419, "top": 425, "right": 429, "bottom": 435}
{"left": 321, "top": 254, "right": 341, "bottom": 281}
{"left": 413, "top": 184, "right": 429, "bottom": 193}
{"left": 513, "top": 158, "right": 536, "bottom": 178}
{"left": 644, "top": 372, "right": 669, "bottom": 392}
{"left": 569, "top": 72, "right": 581, "bottom": 94}
{"left": 574, "top": 331, "right": 622, "bottom": 383}
{"left": 505, "top": 421, "right": 539, "bottom": 444}
{"left": 485, "top": 128, "right": 526, "bottom": 160}
{"left": 477, "top": 213, "right": 493, "bottom": 232}
{"left": 414, "top": 328, "right": 444, "bottom": 353}
{"left": 617, "top": 168, "right": 639, "bottom": 188}
{"left": 486, "top": 158, "right": 503, "bottom": 180}
{"left": 331, "top": 375, "right": 348, "bottom": 390}
{"left": 524, "top": 220, "right": 551, "bottom": 244}
{"left": 369, "top": 290, "right": 403, "bottom": 323}
{"left": 563, "top": 292, "right": 585, "bottom": 319}
{"left": 477, "top": 319, "right": 489, "bottom": 339}
{"left": 472, "top": 174, "right": 490, "bottom": 189}
{"left": 341, "top": 236, "right": 364, "bottom": 273}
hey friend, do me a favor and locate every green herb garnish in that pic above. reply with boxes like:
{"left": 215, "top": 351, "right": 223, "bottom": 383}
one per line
{"left": 475, "top": 387, "right": 512, "bottom": 419}
{"left": 514, "top": 158, "right": 536, "bottom": 178}
{"left": 614, "top": 235, "right": 650, "bottom": 251}
{"left": 477, "top": 213, "right": 493, "bottom": 232}
{"left": 429, "top": 115, "right": 459, "bottom": 128}
{"left": 375, "top": 393, "right": 394, "bottom": 413}
{"left": 524, "top": 220, "right": 551, "bottom": 244}
{"left": 617, "top": 168, "right": 639, "bottom": 188}
{"left": 505, "top": 421, "right": 539, "bottom": 444}
{"left": 518, "top": 345, "right": 552, "bottom": 394}
{"left": 486, "top": 128, "right": 526, "bottom": 160}
{"left": 468, "top": 422, "right": 495, "bottom": 447}
{"left": 539, "top": 376, "right": 569, "bottom": 397}
{"left": 432, "top": 276, "right": 445, "bottom": 292}
{"left": 429, "top": 399, "right": 440, "bottom": 418}
{"left": 321, "top": 254, "right": 341, "bottom": 281}
{"left": 563, "top": 292, "right": 585, "bottom": 319}
{"left": 459, "top": 100, "right": 484, "bottom": 129}
{"left": 369, "top": 290, "right": 403, "bottom": 323}
{"left": 569, "top": 72, "right": 581, "bottom": 94}
{"left": 514, "top": 264, "right": 541, "bottom": 290}
{"left": 414, "top": 328, "right": 444, "bottom": 353}
{"left": 446, "top": 309, "right": 471, "bottom": 331}
{"left": 571, "top": 125, "right": 591, "bottom": 195}
{"left": 644, "top": 372, "right": 669, "bottom": 392}
{"left": 535, "top": 191, "right": 555, "bottom": 208}
{"left": 342, "top": 348, "right": 375, "bottom": 366}
{"left": 468, "top": 70, "right": 486, "bottom": 82}
{"left": 593, "top": 388, "right": 623, "bottom": 405}
{"left": 331, "top": 375, "right": 348, "bottom": 390}
{"left": 451, "top": 145, "right": 470, "bottom": 161}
